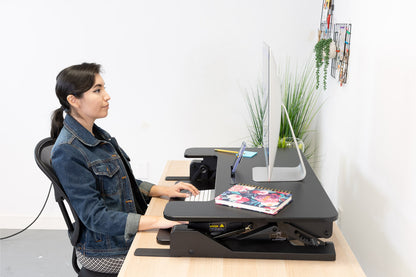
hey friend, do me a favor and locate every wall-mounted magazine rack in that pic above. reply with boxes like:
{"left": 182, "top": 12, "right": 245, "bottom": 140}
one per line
{"left": 330, "top": 23, "right": 352, "bottom": 86}
{"left": 319, "top": 0, "right": 334, "bottom": 40}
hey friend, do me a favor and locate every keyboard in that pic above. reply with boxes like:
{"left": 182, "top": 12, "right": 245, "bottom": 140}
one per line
{"left": 185, "top": 189, "right": 215, "bottom": 202}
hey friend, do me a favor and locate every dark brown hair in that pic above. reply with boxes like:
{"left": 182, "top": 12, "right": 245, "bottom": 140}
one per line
{"left": 50, "top": 63, "right": 101, "bottom": 138}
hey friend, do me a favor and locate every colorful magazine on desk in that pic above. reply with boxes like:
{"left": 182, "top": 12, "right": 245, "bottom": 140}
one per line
{"left": 214, "top": 183, "right": 292, "bottom": 215}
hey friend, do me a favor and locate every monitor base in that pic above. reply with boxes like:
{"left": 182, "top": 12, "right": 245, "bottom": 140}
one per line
{"left": 252, "top": 164, "right": 306, "bottom": 182}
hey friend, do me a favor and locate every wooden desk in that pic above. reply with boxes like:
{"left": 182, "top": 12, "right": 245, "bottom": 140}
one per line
{"left": 118, "top": 161, "right": 366, "bottom": 277}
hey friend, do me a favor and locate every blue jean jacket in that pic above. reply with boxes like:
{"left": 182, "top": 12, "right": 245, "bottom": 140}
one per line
{"left": 51, "top": 115, "right": 154, "bottom": 257}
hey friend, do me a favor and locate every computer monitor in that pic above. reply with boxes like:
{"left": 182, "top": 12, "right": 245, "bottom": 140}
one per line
{"left": 252, "top": 43, "right": 306, "bottom": 182}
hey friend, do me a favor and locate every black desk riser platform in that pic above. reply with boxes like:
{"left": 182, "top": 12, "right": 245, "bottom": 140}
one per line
{"left": 135, "top": 148, "right": 338, "bottom": 261}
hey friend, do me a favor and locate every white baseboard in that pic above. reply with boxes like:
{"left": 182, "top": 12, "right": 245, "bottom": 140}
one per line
{"left": 0, "top": 215, "right": 67, "bottom": 230}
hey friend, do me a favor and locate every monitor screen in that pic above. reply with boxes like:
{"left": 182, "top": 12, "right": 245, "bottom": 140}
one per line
{"left": 253, "top": 43, "right": 306, "bottom": 182}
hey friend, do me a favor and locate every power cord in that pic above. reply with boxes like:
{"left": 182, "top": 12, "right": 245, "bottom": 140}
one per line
{"left": 0, "top": 183, "right": 52, "bottom": 240}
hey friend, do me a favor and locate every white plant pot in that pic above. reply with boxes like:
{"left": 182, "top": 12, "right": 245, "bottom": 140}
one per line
{"left": 322, "top": 41, "right": 337, "bottom": 59}
{"left": 329, "top": 41, "right": 336, "bottom": 59}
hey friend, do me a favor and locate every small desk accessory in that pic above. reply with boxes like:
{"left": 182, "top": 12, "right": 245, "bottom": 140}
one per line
{"left": 230, "top": 141, "right": 246, "bottom": 177}
{"left": 215, "top": 149, "right": 257, "bottom": 158}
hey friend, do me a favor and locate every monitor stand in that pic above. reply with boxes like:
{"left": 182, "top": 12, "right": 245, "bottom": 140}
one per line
{"left": 252, "top": 105, "right": 306, "bottom": 182}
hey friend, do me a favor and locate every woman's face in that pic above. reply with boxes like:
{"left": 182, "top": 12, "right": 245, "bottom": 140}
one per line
{"left": 73, "top": 74, "right": 111, "bottom": 122}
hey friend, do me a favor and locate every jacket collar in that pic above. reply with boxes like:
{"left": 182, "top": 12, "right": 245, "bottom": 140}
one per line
{"left": 63, "top": 114, "right": 111, "bottom": 147}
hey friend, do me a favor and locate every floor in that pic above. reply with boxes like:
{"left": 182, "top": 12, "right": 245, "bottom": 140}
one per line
{"left": 0, "top": 229, "right": 75, "bottom": 277}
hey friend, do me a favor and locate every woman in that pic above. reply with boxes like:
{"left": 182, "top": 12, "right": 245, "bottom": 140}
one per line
{"left": 51, "top": 63, "right": 198, "bottom": 274}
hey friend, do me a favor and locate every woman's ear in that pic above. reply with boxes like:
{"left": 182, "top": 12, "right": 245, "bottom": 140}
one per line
{"left": 67, "top": 95, "right": 79, "bottom": 109}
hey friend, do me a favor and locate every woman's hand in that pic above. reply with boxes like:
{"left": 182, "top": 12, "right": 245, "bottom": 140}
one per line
{"left": 149, "top": 182, "right": 199, "bottom": 198}
{"left": 138, "top": 215, "right": 188, "bottom": 231}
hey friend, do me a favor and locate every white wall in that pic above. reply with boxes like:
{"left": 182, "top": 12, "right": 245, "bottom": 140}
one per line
{"left": 0, "top": 1, "right": 319, "bottom": 228}
{"left": 315, "top": 0, "right": 416, "bottom": 277}
{"left": 2, "top": 1, "right": 414, "bottom": 276}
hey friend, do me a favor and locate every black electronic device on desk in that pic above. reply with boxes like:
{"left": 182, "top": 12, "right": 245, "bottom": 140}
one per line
{"left": 134, "top": 147, "right": 338, "bottom": 261}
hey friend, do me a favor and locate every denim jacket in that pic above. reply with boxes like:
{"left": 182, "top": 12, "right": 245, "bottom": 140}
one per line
{"left": 51, "top": 115, "right": 154, "bottom": 257}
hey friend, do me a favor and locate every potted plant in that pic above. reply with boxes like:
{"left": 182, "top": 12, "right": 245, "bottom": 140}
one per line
{"left": 314, "top": 38, "right": 335, "bottom": 90}
{"left": 245, "top": 58, "right": 323, "bottom": 160}
{"left": 280, "top": 58, "right": 323, "bottom": 159}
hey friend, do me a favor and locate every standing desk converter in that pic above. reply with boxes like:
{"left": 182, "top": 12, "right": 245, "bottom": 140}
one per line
{"left": 135, "top": 147, "right": 338, "bottom": 261}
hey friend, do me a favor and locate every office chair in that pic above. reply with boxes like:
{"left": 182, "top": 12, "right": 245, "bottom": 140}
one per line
{"left": 35, "top": 138, "right": 118, "bottom": 277}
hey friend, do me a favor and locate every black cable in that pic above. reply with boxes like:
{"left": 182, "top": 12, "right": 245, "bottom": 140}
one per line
{"left": 0, "top": 183, "right": 53, "bottom": 240}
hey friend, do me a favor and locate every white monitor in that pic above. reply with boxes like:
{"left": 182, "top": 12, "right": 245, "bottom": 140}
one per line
{"left": 252, "top": 43, "right": 306, "bottom": 182}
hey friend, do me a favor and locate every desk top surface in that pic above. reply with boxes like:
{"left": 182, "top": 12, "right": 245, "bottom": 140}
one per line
{"left": 164, "top": 148, "right": 338, "bottom": 222}
{"left": 118, "top": 160, "right": 365, "bottom": 277}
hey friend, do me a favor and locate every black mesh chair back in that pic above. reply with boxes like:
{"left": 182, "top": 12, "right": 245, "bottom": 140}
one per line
{"left": 35, "top": 138, "right": 117, "bottom": 277}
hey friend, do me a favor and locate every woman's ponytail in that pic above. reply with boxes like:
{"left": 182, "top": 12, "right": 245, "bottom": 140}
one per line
{"left": 50, "top": 107, "right": 65, "bottom": 139}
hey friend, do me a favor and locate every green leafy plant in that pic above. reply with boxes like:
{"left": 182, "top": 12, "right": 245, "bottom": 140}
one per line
{"left": 280, "top": 58, "right": 323, "bottom": 159}
{"left": 314, "top": 38, "right": 332, "bottom": 90}
{"left": 245, "top": 83, "right": 266, "bottom": 147}
{"left": 245, "top": 58, "right": 323, "bottom": 160}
